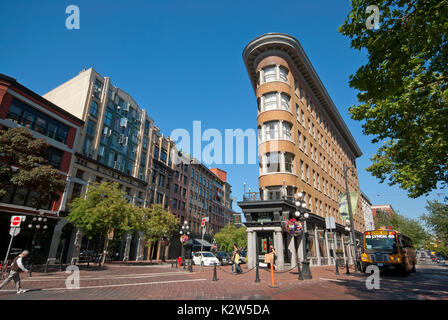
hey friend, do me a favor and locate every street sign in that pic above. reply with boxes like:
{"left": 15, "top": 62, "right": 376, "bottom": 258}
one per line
{"left": 201, "top": 217, "right": 209, "bottom": 227}
{"left": 325, "top": 217, "right": 336, "bottom": 230}
{"left": 10, "top": 216, "right": 25, "bottom": 227}
{"left": 9, "top": 227, "right": 20, "bottom": 237}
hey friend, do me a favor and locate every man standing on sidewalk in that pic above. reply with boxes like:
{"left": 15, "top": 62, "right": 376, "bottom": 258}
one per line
{"left": 0, "top": 250, "right": 29, "bottom": 294}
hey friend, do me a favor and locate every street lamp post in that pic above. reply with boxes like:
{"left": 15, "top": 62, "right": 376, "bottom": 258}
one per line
{"left": 179, "top": 221, "right": 190, "bottom": 269}
{"left": 343, "top": 163, "right": 360, "bottom": 272}
{"left": 344, "top": 222, "right": 351, "bottom": 274}
{"left": 27, "top": 213, "right": 48, "bottom": 277}
{"left": 295, "top": 192, "right": 312, "bottom": 280}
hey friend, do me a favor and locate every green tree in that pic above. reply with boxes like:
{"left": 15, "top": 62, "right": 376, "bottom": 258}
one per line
{"left": 214, "top": 223, "right": 247, "bottom": 252}
{"left": 67, "top": 182, "right": 138, "bottom": 264}
{"left": 339, "top": 0, "right": 448, "bottom": 198}
{"left": 136, "top": 204, "right": 179, "bottom": 261}
{"left": 0, "top": 127, "right": 65, "bottom": 208}
{"left": 374, "top": 210, "right": 429, "bottom": 247}
{"left": 422, "top": 200, "right": 448, "bottom": 243}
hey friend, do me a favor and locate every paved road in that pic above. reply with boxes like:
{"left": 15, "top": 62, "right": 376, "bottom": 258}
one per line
{"left": 0, "top": 261, "right": 447, "bottom": 300}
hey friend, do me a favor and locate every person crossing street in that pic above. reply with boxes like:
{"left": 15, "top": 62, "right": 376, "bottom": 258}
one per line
{"left": 0, "top": 250, "right": 29, "bottom": 294}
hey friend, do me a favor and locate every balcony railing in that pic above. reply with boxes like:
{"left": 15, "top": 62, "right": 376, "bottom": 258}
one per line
{"left": 242, "top": 192, "right": 298, "bottom": 204}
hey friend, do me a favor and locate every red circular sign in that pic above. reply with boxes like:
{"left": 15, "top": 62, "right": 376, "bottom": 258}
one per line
{"left": 11, "top": 217, "right": 21, "bottom": 226}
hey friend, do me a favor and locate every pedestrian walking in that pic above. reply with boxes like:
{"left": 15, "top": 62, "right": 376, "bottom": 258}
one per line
{"left": 232, "top": 244, "right": 242, "bottom": 274}
{"left": 267, "top": 245, "right": 277, "bottom": 270}
{"left": 0, "top": 250, "right": 29, "bottom": 294}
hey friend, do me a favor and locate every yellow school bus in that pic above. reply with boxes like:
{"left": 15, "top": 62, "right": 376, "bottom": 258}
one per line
{"left": 360, "top": 228, "right": 417, "bottom": 275}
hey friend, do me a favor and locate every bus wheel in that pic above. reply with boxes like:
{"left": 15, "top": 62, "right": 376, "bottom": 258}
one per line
{"left": 396, "top": 266, "right": 407, "bottom": 277}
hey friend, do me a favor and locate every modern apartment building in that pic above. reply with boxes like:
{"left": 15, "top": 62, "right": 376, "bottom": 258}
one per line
{"left": 240, "top": 33, "right": 364, "bottom": 269}
{"left": 0, "top": 73, "right": 83, "bottom": 264}
{"left": 43, "top": 68, "right": 155, "bottom": 262}
{"left": 43, "top": 68, "right": 239, "bottom": 262}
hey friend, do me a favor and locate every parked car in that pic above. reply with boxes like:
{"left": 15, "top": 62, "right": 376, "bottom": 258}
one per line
{"left": 192, "top": 251, "right": 220, "bottom": 266}
{"left": 436, "top": 257, "right": 445, "bottom": 264}
{"left": 216, "top": 251, "right": 232, "bottom": 265}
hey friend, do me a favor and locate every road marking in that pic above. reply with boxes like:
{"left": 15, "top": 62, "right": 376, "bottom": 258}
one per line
{"left": 411, "top": 288, "right": 448, "bottom": 295}
{"left": 41, "top": 278, "right": 208, "bottom": 291}
{"left": 21, "top": 271, "right": 192, "bottom": 282}
{"left": 320, "top": 278, "right": 344, "bottom": 283}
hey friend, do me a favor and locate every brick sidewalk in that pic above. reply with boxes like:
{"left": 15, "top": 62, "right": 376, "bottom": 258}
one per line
{"left": 0, "top": 261, "right": 367, "bottom": 300}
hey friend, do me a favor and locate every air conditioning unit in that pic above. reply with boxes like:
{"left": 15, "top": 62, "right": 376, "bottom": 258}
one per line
{"left": 103, "top": 127, "right": 112, "bottom": 136}
{"left": 118, "top": 135, "right": 124, "bottom": 144}
{"left": 119, "top": 118, "right": 127, "bottom": 128}
{"left": 123, "top": 137, "right": 128, "bottom": 146}
{"left": 99, "top": 147, "right": 105, "bottom": 157}
{"left": 122, "top": 103, "right": 130, "bottom": 112}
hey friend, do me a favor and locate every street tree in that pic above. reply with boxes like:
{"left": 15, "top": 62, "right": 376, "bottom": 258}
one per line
{"left": 339, "top": 0, "right": 448, "bottom": 198}
{"left": 422, "top": 200, "right": 448, "bottom": 255}
{"left": 214, "top": 223, "right": 247, "bottom": 252}
{"left": 0, "top": 127, "right": 66, "bottom": 208}
{"left": 66, "top": 182, "right": 138, "bottom": 264}
{"left": 374, "top": 210, "right": 429, "bottom": 248}
{"left": 136, "top": 204, "right": 179, "bottom": 261}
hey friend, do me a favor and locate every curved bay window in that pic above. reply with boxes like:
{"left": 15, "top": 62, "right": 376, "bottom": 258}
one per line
{"left": 280, "top": 93, "right": 290, "bottom": 111}
{"left": 260, "top": 152, "right": 295, "bottom": 175}
{"left": 265, "top": 121, "right": 279, "bottom": 140}
{"left": 263, "top": 92, "right": 277, "bottom": 111}
{"left": 259, "top": 92, "right": 290, "bottom": 113}
{"left": 284, "top": 153, "right": 294, "bottom": 173}
{"left": 266, "top": 152, "right": 281, "bottom": 173}
{"left": 262, "top": 65, "right": 277, "bottom": 83}
{"left": 259, "top": 65, "right": 289, "bottom": 85}
{"left": 259, "top": 121, "right": 293, "bottom": 142}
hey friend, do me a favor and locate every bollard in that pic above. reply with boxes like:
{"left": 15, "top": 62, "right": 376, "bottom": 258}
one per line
{"left": 268, "top": 262, "right": 277, "bottom": 288}
{"left": 44, "top": 259, "right": 49, "bottom": 275}
{"left": 335, "top": 257, "right": 339, "bottom": 275}
{"left": 212, "top": 263, "right": 218, "bottom": 281}
{"left": 345, "top": 258, "right": 350, "bottom": 274}
{"left": 28, "top": 264, "right": 32, "bottom": 278}
{"left": 188, "top": 259, "right": 193, "bottom": 272}
{"left": 60, "top": 259, "right": 63, "bottom": 272}
{"left": 255, "top": 262, "right": 260, "bottom": 283}
{"left": 297, "top": 261, "right": 304, "bottom": 281}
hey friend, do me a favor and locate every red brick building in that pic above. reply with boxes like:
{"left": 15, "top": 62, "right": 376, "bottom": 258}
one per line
{"left": 0, "top": 73, "right": 83, "bottom": 263}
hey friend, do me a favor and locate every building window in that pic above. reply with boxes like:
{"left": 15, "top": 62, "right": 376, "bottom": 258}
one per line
{"left": 300, "top": 160, "right": 305, "bottom": 180}
{"left": 263, "top": 92, "right": 277, "bottom": 111}
{"left": 86, "top": 119, "right": 96, "bottom": 136}
{"left": 282, "top": 122, "right": 292, "bottom": 141}
{"left": 266, "top": 152, "right": 280, "bottom": 173}
{"left": 90, "top": 101, "right": 98, "bottom": 117}
{"left": 265, "top": 121, "right": 279, "bottom": 140}
{"left": 279, "top": 66, "right": 289, "bottom": 82}
{"left": 280, "top": 93, "right": 290, "bottom": 111}
{"left": 7, "top": 98, "right": 69, "bottom": 144}
{"left": 82, "top": 137, "right": 93, "bottom": 157}
{"left": 262, "top": 65, "right": 276, "bottom": 83}
{"left": 47, "top": 147, "right": 63, "bottom": 169}
{"left": 284, "top": 153, "right": 294, "bottom": 173}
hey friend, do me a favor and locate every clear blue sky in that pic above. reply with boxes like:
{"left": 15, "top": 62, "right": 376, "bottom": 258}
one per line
{"left": 0, "top": 0, "right": 444, "bottom": 219}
